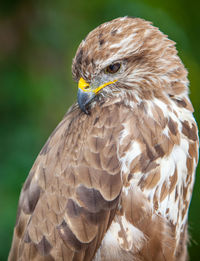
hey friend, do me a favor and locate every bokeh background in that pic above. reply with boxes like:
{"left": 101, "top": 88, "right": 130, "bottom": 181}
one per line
{"left": 0, "top": 0, "right": 200, "bottom": 260}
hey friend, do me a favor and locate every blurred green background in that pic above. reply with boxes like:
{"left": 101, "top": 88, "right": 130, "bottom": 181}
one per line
{"left": 0, "top": 0, "right": 199, "bottom": 260}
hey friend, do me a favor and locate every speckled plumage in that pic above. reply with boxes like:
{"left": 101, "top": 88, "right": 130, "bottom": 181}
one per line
{"left": 9, "top": 17, "right": 199, "bottom": 261}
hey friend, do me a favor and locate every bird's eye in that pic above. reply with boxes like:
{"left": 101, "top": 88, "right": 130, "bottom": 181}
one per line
{"left": 105, "top": 63, "right": 121, "bottom": 74}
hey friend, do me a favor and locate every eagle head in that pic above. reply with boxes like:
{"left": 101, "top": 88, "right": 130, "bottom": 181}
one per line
{"left": 72, "top": 17, "right": 188, "bottom": 114}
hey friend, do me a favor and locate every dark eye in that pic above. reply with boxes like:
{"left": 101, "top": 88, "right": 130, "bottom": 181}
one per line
{"left": 105, "top": 63, "right": 121, "bottom": 74}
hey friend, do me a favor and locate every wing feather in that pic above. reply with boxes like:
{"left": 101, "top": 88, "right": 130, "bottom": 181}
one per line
{"left": 8, "top": 104, "right": 123, "bottom": 261}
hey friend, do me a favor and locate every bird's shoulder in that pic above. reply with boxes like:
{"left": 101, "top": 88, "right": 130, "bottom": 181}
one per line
{"left": 9, "top": 102, "right": 128, "bottom": 261}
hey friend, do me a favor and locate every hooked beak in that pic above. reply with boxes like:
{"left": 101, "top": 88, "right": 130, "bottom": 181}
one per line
{"left": 77, "top": 77, "right": 117, "bottom": 114}
{"left": 77, "top": 88, "right": 95, "bottom": 115}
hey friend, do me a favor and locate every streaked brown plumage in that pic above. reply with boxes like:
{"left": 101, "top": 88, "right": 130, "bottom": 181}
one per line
{"left": 9, "top": 17, "right": 199, "bottom": 261}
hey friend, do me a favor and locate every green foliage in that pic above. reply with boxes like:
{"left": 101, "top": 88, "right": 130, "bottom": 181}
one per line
{"left": 0, "top": 0, "right": 199, "bottom": 260}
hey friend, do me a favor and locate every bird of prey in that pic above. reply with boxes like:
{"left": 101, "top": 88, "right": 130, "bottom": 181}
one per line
{"left": 9, "top": 17, "right": 199, "bottom": 261}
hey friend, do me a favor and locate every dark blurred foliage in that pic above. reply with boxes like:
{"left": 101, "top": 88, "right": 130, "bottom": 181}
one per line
{"left": 0, "top": 0, "right": 199, "bottom": 260}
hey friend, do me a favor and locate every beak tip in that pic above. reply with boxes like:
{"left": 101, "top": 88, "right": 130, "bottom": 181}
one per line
{"left": 77, "top": 88, "right": 95, "bottom": 114}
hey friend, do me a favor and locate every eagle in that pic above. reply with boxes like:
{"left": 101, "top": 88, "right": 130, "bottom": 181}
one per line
{"left": 9, "top": 17, "right": 199, "bottom": 261}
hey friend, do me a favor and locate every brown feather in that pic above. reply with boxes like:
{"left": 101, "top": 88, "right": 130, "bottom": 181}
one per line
{"left": 9, "top": 17, "right": 199, "bottom": 261}
{"left": 9, "top": 104, "right": 123, "bottom": 261}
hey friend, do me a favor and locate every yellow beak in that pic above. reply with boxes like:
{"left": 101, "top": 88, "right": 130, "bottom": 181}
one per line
{"left": 77, "top": 77, "right": 118, "bottom": 114}
{"left": 78, "top": 77, "right": 117, "bottom": 94}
